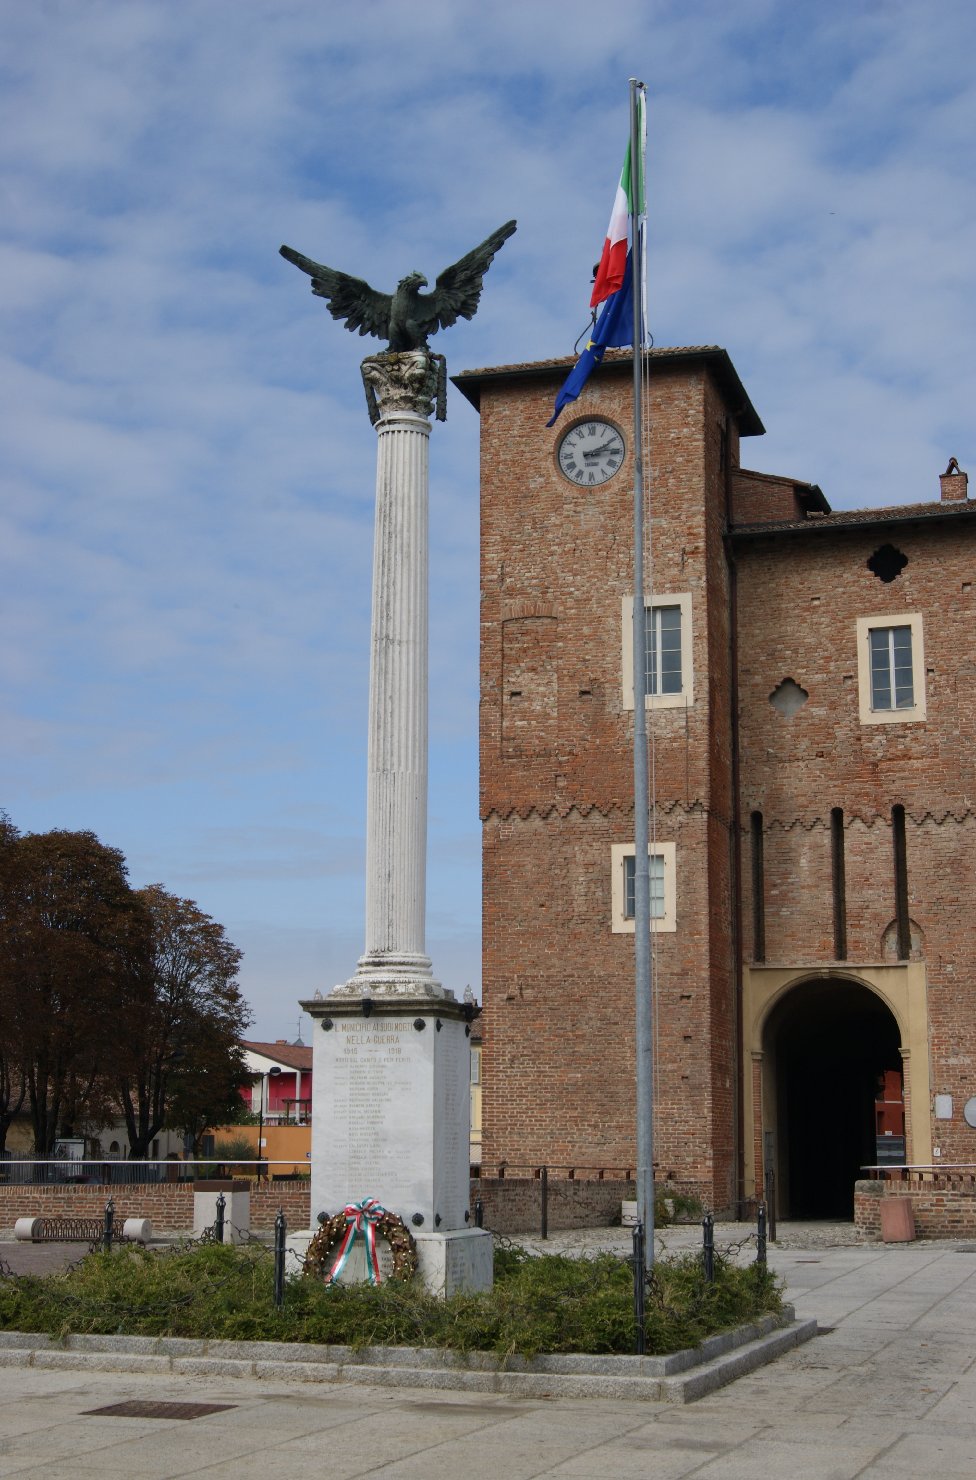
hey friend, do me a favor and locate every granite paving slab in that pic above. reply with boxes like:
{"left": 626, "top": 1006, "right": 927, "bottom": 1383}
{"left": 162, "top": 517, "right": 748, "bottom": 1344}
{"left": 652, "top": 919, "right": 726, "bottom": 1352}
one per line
{"left": 2, "top": 1229, "right": 976, "bottom": 1477}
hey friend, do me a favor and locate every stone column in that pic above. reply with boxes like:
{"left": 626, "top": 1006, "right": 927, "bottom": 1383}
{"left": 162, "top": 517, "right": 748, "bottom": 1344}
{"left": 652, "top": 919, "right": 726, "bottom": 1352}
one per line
{"left": 334, "top": 351, "right": 443, "bottom": 999}
{"left": 296, "top": 350, "right": 491, "bottom": 1295}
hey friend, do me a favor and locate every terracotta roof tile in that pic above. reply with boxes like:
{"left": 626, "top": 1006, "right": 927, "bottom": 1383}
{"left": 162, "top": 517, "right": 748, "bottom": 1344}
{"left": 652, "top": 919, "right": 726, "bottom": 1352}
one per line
{"left": 458, "top": 345, "right": 724, "bottom": 378}
{"left": 242, "top": 1040, "right": 313, "bottom": 1072}
{"left": 452, "top": 346, "right": 764, "bottom": 435}
{"left": 732, "top": 499, "right": 976, "bottom": 538}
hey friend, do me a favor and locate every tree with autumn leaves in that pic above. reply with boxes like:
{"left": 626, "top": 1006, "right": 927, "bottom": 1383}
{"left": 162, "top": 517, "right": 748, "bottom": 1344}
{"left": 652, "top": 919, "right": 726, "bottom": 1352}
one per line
{"left": 116, "top": 884, "right": 251, "bottom": 1158}
{"left": 0, "top": 817, "right": 251, "bottom": 1155}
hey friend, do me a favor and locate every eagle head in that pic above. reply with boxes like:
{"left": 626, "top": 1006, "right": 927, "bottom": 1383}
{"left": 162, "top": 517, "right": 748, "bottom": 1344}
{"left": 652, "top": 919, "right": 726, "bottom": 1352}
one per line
{"left": 399, "top": 271, "right": 427, "bottom": 292}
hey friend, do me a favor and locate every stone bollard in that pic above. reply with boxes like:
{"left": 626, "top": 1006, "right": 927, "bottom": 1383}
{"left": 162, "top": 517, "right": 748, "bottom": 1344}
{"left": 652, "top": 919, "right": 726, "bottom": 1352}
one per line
{"left": 122, "top": 1217, "right": 153, "bottom": 1244}
{"left": 880, "top": 1197, "right": 916, "bottom": 1243}
{"left": 193, "top": 1179, "right": 250, "bottom": 1244}
{"left": 13, "top": 1218, "right": 40, "bottom": 1242}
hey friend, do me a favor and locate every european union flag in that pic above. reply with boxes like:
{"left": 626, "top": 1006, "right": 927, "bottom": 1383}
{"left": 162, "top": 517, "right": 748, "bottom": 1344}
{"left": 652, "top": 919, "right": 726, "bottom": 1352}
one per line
{"left": 547, "top": 254, "right": 635, "bottom": 427}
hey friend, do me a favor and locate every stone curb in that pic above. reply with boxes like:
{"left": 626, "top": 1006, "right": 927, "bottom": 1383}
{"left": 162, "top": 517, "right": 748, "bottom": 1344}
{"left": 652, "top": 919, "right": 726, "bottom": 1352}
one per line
{"left": 0, "top": 1309, "right": 816, "bottom": 1402}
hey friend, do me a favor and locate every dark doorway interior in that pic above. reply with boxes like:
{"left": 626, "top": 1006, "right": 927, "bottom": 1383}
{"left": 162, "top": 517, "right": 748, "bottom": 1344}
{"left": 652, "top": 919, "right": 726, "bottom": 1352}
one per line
{"left": 768, "top": 980, "right": 902, "bottom": 1219}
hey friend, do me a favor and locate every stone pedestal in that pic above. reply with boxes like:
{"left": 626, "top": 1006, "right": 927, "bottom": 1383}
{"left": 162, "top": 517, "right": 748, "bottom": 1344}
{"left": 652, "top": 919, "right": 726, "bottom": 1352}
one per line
{"left": 414, "top": 1227, "right": 494, "bottom": 1296}
{"left": 301, "top": 993, "right": 491, "bottom": 1293}
{"left": 192, "top": 1180, "right": 250, "bottom": 1245}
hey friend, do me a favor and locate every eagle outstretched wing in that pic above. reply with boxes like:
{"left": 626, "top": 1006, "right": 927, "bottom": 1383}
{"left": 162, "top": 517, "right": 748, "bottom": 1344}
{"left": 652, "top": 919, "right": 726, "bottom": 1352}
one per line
{"left": 413, "top": 220, "right": 517, "bottom": 340}
{"left": 278, "top": 245, "right": 393, "bottom": 341}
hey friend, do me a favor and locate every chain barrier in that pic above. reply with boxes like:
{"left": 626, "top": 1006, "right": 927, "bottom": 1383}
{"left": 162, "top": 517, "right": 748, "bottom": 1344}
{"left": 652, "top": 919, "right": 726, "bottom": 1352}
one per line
{"left": 631, "top": 1219, "right": 646, "bottom": 1354}
{"left": 757, "top": 1202, "right": 768, "bottom": 1269}
{"left": 1, "top": 1200, "right": 775, "bottom": 1353}
{"left": 474, "top": 1205, "right": 776, "bottom": 1358}
{"left": 273, "top": 1208, "right": 286, "bottom": 1307}
{"left": 0, "top": 1198, "right": 295, "bottom": 1327}
{"left": 702, "top": 1212, "right": 715, "bottom": 1282}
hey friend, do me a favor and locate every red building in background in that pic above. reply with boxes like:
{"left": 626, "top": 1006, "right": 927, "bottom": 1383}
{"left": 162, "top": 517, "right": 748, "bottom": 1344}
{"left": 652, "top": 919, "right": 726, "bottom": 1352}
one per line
{"left": 241, "top": 1040, "right": 313, "bottom": 1124}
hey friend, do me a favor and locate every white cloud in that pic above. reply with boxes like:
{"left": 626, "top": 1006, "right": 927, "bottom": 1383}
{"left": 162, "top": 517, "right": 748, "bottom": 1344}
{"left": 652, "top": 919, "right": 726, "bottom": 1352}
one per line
{"left": 2, "top": 0, "right": 975, "bottom": 1034}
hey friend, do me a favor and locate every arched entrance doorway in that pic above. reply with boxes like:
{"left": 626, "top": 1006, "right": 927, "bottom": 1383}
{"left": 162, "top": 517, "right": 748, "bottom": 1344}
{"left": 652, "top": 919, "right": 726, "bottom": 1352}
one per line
{"left": 763, "top": 977, "right": 903, "bottom": 1219}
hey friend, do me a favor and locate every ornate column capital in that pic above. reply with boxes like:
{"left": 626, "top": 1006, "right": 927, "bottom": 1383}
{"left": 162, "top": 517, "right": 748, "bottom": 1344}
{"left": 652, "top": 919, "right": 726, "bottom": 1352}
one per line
{"left": 361, "top": 350, "right": 447, "bottom": 425}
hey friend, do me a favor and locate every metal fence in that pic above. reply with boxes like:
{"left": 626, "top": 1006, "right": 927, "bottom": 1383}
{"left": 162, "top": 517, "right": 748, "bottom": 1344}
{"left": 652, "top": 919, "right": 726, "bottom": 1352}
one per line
{"left": 0, "top": 1157, "right": 309, "bottom": 1186}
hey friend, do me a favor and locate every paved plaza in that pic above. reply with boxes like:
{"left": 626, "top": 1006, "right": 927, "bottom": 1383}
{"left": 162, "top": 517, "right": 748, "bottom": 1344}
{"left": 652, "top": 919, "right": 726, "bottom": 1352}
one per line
{"left": 1, "top": 1224, "right": 976, "bottom": 1477}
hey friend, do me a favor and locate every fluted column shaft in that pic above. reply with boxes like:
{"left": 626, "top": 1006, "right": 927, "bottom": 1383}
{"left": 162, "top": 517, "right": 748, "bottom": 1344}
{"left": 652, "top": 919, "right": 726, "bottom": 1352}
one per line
{"left": 361, "top": 408, "right": 431, "bottom": 969}
{"left": 333, "top": 349, "right": 444, "bottom": 998}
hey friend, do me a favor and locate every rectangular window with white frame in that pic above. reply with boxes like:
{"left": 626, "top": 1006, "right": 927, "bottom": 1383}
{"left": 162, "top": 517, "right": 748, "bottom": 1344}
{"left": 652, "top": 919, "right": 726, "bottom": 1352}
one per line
{"left": 611, "top": 841, "right": 676, "bottom": 933}
{"left": 856, "top": 614, "right": 926, "bottom": 724}
{"left": 621, "top": 593, "right": 693, "bottom": 710}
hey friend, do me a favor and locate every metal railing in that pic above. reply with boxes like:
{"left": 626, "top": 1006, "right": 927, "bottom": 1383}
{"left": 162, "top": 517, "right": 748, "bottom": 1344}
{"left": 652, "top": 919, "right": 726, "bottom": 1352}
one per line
{"left": 862, "top": 1164, "right": 976, "bottom": 1180}
{"left": 0, "top": 1157, "right": 310, "bottom": 1186}
{"left": 472, "top": 1162, "right": 637, "bottom": 1240}
{"left": 481, "top": 1161, "right": 637, "bottom": 1181}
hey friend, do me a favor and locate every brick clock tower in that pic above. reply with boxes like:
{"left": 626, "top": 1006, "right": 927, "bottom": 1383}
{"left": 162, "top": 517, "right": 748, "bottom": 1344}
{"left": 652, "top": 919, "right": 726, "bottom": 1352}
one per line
{"left": 455, "top": 346, "right": 976, "bottom": 1223}
{"left": 453, "top": 348, "right": 763, "bottom": 1214}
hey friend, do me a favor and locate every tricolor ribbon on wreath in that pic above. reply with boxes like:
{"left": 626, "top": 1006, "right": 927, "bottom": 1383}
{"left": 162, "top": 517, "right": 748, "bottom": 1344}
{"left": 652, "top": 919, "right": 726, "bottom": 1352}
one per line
{"left": 326, "top": 1197, "right": 386, "bottom": 1285}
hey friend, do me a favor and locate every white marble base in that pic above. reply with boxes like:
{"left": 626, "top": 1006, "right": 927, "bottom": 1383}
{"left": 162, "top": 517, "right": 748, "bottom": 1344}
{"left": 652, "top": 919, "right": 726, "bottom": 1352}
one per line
{"left": 285, "top": 1224, "right": 492, "bottom": 1296}
{"left": 307, "top": 999, "right": 473, "bottom": 1235}
{"left": 415, "top": 1228, "right": 493, "bottom": 1296}
{"left": 193, "top": 1187, "right": 250, "bottom": 1245}
{"left": 284, "top": 1227, "right": 317, "bottom": 1280}
{"left": 333, "top": 954, "right": 446, "bottom": 1000}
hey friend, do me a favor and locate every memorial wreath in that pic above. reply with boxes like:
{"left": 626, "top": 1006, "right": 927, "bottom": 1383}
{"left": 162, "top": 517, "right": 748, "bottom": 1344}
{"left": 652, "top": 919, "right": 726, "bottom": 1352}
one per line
{"left": 304, "top": 1197, "right": 418, "bottom": 1285}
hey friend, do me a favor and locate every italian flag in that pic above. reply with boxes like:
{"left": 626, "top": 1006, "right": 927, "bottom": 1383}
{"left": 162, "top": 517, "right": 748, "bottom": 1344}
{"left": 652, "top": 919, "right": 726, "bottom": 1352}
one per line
{"left": 590, "top": 97, "right": 645, "bottom": 308}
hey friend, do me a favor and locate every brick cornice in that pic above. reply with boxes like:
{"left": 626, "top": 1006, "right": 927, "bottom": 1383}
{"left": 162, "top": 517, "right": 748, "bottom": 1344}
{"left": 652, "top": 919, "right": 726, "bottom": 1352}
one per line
{"left": 481, "top": 797, "right": 723, "bottom": 825}
{"left": 748, "top": 808, "right": 976, "bottom": 833}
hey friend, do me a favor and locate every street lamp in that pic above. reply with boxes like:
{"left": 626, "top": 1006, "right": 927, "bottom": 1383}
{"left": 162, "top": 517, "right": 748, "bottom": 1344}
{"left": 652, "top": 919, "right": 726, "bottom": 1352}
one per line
{"left": 256, "top": 1066, "right": 282, "bottom": 1181}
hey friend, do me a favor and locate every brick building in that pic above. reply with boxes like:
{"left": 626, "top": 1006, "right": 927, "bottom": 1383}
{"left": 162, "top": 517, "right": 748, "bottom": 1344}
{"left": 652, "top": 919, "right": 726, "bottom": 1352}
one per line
{"left": 453, "top": 347, "right": 976, "bottom": 1219}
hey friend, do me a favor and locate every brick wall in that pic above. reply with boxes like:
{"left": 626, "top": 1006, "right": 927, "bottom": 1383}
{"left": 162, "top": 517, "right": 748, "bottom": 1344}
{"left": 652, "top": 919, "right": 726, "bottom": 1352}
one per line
{"left": 736, "top": 521, "right": 976, "bottom": 963}
{"left": 477, "top": 357, "right": 744, "bottom": 1214}
{"left": 467, "top": 345, "right": 976, "bottom": 1223}
{"left": 855, "top": 1176, "right": 976, "bottom": 1240}
{"left": 736, "top": 518, "right": 976, "bottom": 1164}
{"left": 474, "top": 1176, "right": 635, "bottom": 1234}
{"left": 0, "top": 1182, "right": 312, "bottom": 1235}
{"left": 1, "top": 1178, "right": 638, "bottom": 1239}
{"left": 731, "top": 469, "right": 808, "bottom": 524}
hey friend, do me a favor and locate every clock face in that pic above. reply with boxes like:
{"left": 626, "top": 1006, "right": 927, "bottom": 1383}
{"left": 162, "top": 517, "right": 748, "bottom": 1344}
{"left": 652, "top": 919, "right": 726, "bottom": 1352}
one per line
{"left": 557, "top": 419, "right": 625, "bottom": 486}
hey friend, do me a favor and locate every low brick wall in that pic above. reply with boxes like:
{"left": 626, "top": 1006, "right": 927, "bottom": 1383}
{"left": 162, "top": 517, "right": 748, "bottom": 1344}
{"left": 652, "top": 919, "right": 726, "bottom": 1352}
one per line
{"left": 473, "top": 1176, "right": 635, "bottom": 1233}
{"left": 855, "top": 1175, "right": 976, "bottom": 1240}
{"left": 246, "top": 1185, "right": 311, "bottom": 1229}
{"left": 1, "top": 1177, "right": 637, "bottom": 1239}
{"left": 0, "top": 1181, "right": 312, "bottom": 1235}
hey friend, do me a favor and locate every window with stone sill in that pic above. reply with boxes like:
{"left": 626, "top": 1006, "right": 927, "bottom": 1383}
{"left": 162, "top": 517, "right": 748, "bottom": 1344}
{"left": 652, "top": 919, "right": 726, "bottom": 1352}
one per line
{"left": 855, "top": 614, "right": 926, "bottom": 724}
{"left": 610, "top": 841, "right": 676, "bottom": 933}
{"left": 621, "top": 593, "right": 693, "bottom": 710}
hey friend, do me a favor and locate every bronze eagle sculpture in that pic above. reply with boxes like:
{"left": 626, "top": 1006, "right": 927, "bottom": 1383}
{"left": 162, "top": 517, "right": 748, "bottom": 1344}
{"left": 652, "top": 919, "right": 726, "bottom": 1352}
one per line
{"left": 279, "top": 220, "right": 517, "bottom": 353}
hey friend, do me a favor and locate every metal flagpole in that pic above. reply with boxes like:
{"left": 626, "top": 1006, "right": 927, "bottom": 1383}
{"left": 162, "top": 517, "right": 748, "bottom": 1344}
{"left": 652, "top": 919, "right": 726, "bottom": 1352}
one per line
{"left": 628, "top": 77, "right": 654, "bottom": 1271}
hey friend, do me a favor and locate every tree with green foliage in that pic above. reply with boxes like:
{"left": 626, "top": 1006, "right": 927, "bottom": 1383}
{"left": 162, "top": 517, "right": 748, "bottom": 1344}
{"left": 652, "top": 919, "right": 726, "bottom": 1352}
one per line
{"left": 114, "top": 885, "right": 251, "bottom": 1158}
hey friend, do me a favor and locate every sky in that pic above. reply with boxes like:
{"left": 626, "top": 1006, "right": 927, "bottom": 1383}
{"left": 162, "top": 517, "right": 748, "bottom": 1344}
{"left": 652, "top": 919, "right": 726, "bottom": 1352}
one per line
{"left": 2, "top": 0, "right": 975, "bottom": 1041}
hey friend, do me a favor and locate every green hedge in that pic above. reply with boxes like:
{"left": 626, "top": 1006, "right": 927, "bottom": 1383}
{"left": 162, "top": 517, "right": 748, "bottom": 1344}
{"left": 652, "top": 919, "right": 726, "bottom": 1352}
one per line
{"left": 0, "top": 1243, "right": 782, "bottom": 1359}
